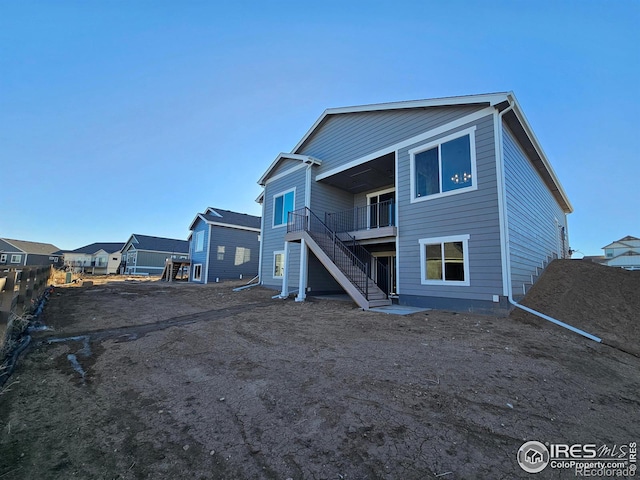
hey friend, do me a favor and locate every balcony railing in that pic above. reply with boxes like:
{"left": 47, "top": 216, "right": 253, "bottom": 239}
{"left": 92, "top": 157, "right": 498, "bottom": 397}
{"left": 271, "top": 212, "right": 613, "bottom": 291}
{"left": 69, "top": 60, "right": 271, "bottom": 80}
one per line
{"left": 325, "top": 199, "right": 395, "bottom": 234}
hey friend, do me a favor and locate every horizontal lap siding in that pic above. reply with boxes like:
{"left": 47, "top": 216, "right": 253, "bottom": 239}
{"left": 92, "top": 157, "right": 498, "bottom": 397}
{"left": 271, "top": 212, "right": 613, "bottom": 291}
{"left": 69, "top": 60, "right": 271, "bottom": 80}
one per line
{"left": 310, "top": 180, "right": 354, "bottom": 218}
{"left": 207, "top": 226, "right": 259, "bottom": 282}
{"left": 190, "top": 221, "right": 209, "bottom": 283}
{"left": 503, "top": 126, "right": 567, "bottom": 293}
{"left": 135, "top": 251, "right": 180, "bottom": 275}
{"left": 299, "top": 106, "right": 485, "bottom": 175}
{"left": 397, "top": 114, "right": 503, "bottom": 301}
{"left": 261, "top": 170, "right": 305, "bottom": 290}
{"left": 269, "top": 158, "right": 302, "bottom": 178}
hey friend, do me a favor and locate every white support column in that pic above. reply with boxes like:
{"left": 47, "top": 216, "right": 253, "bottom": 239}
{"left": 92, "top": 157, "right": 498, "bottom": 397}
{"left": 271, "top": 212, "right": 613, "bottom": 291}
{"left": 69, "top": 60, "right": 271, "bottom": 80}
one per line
{"left": 280, "top": 241, "right": 290, "bottom": 298}
{"left": 296, "top": 238, "right": 308, "bottom": 302}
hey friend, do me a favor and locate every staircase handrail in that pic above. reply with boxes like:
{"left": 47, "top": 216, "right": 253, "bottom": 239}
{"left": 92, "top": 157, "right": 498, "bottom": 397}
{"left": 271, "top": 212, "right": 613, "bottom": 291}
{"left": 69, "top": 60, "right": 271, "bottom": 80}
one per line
{"left": 288, "top": 207, "right": 389, "bottom": 299}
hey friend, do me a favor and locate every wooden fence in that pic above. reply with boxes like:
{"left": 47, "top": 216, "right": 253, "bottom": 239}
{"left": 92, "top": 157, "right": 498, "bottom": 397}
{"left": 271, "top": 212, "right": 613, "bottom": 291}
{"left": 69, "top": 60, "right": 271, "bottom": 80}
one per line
{"left": 0, "top": 265, "right": 53, "bottom": 327}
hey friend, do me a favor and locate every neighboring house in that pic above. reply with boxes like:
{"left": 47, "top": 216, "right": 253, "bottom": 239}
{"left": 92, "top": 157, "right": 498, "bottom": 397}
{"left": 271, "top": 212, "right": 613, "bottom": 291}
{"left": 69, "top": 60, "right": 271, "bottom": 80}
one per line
{"left": 256, "top": 92, "right": 572, "bottom": 312}
{"left": 601, "top": 236, "right": 640, "bottom": 270}
{"left": 121, "top": 234, "right": 189, "bottom": 275}
{"left": 0, "top": 238, "right": 62, "bottom": 267}
{"left": 188, "top": 207, "right": 261, "bottom": 283}
{"left": 63, "top": 242, "right": 124, "bottom": 274}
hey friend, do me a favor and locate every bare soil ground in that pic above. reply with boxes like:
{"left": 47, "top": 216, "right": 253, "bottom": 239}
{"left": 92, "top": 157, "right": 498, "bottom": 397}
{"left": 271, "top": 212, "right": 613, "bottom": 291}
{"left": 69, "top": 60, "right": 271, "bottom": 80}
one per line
{"left": 0, "top": 263, "right": 638, "bottom": 479}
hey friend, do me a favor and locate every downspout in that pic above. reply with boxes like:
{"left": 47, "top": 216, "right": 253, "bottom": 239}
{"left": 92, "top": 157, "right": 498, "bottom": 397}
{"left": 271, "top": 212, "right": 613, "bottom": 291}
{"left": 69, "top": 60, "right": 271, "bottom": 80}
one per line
{"left": 496, "top": 98, "right": 601, "bottom": 343}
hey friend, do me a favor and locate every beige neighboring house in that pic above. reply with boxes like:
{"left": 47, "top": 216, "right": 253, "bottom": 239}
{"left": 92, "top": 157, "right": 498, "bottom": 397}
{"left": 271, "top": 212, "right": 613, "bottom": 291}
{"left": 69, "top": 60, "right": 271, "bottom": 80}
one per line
{"left": 63, "top": 242, "right": 124, "bottom": 274}
{"left": 601, "top": 236, "right": 640, "bottom": 271}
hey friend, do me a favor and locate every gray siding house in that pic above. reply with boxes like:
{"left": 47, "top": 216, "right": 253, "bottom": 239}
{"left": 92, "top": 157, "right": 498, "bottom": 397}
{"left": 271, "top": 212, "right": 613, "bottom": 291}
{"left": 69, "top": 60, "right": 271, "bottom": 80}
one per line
{"left": 121, "top": 234, "right": 189, "bottom": 275}
{"left": 0, "top": 238, "right": 62, "bottom": 268}
{"left": 188, "top": 207, "right": 261, "bottom": 283}
{"left": 256, "top": 92, "right": 572, "bottom": 313}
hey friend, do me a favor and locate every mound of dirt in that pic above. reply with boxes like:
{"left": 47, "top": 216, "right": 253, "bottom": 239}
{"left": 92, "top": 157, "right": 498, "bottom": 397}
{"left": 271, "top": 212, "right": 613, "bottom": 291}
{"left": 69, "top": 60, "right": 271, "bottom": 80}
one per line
{"left": 510, "top": 259, "right": 640, "bottom": 356}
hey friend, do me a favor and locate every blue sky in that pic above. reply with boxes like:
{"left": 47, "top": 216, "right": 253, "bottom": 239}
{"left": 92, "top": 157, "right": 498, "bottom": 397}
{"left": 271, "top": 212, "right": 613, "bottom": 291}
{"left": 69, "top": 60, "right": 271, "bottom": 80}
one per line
{"left": 1, "top": 0, "right": 638, "bottom": 256}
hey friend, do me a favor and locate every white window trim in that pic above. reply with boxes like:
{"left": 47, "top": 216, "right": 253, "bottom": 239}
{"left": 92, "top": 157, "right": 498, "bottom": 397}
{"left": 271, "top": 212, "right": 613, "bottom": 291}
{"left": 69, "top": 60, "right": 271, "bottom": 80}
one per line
{"left": 409, "top": 126, "right": 477, "bottom": 203}
{"left": 0, "top": 254, "right": 6, "bottom": 262}
{"left": 194, "top": 230, "right": 205, "bottom": 253}
{"left": 272, "top": 187, "right": 296, "bottom": 229}
{"left": 273, "top": 250, "right": 285, "bottom": 279}
{"left": 10, "top": 254, "right": 21, "bottom": 263}
{"left": 192, "top": 264, "right": 203, "bottom": 282}
{"left": 366, "top": 187, "right": 396, "bottom": 229}
{"left": 419, "top": 234, "right": 470, "bottom": 286}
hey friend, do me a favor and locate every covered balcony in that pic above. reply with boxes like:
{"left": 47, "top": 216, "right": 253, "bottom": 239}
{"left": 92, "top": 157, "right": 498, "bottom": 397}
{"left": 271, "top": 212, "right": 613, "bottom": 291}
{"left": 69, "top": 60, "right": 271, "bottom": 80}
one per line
{"left": 324, "top": 199, "right": 396, "bottom": 242}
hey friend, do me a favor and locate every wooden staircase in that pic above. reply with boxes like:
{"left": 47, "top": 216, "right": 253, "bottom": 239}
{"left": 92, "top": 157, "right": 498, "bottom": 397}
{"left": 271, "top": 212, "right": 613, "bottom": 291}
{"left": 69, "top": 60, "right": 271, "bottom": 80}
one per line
{"left": 286, "top": 208, "right": 391, "bottom": 310}
{"left": 161, "top": 258, "right": 191, "bottom": 282}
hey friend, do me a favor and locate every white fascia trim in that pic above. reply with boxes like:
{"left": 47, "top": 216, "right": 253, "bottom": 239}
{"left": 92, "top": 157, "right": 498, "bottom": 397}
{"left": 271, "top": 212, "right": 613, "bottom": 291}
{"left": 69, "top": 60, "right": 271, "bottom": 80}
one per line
{"left": 293, "top": 94, "right": 508, "bottom": 154}
{"left": 494, "top": 110, "right": 510, "bottom": 296}
{"left": 509, "top": 95, "right": 573, "bottom": 213}
{"left": 204, "top": 225, "right": 211, "bottom": 284}
{"left": 272, "top": 187, "right": 296, "bottom": 229}
{"left": 418, "top": 234, "right": 471, "bottom": 287}
{"left": 408, "top": 126, "right": 478, "bottom": 204}
{"left": 258, "top": 153, "right": 322, "bottom": 186}
{"left": 255, "top": 190, "right": 265, "bottom": 204}
{"left": 394, "top": 150, "right": 400, "bottom": 295}
{"left": 188, "top": 213, "right": 206, "bottom": 232}
{"left": 264, "top": 163, "right": 307, "bottom": 186}
{"left": 315, "top": 106, "right": 494, "bottom": 182}
{"left": 1, "top": 240, "right": 25, "bottom": 253}
{"left": 205, "top": 208, "right": 223, "bottom": 217}
{"left": 206, "top": 222, "right": 261, "bottom": 233}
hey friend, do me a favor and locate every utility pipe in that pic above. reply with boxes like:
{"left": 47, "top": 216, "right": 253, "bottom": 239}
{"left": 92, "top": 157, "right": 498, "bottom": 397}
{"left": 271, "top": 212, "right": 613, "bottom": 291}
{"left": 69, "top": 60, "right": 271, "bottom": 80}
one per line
{"left": 496, "top": 98, "right": 602, "bottom": 343}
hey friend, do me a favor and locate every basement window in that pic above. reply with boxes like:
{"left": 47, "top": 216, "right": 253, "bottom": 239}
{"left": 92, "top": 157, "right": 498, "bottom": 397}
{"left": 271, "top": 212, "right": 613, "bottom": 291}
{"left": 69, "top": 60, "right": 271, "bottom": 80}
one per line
{"left": 419, "top": 235, "right": 470, "bottom": 286}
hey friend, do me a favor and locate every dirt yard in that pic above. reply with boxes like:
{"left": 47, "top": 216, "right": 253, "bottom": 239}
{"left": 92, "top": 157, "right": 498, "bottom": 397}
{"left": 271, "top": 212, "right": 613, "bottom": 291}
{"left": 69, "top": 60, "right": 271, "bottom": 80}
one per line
{"left": 0, "top": 263, "right": 639, "bottom": 479}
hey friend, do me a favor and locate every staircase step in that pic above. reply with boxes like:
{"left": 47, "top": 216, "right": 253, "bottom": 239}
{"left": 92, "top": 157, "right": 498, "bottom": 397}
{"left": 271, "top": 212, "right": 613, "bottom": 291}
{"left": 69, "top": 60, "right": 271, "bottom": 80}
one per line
{"left": 368, "top": 299, "right": 392, "bottom": 308}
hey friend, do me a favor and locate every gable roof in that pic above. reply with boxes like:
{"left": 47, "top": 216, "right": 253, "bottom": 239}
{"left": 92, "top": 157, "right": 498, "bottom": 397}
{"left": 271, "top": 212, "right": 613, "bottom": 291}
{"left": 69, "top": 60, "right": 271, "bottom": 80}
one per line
{"left": 258, "top": 153, "right": 322, "bottom": 186}
{"left": 189, "top": 207, "right": 261, "bottom": 231}
{"left": 69, "top": 242, "right": 125, "bottom": 255}
{"left": 263, "top": 91, "right": 572, "bottom": 213}
{"left": 602, "top": 236, "right": 640, "bottom": 249}
{"left": 0, "top": 238, "right": 60, "bottom": 255}
{"left": 123, "top": 234, "right": 189, "bottom": 254}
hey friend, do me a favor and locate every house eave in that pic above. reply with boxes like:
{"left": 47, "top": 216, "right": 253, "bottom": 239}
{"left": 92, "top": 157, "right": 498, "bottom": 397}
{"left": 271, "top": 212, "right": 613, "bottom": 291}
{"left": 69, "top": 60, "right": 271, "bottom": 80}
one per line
{"left": 257, "top": 153, "right": 322, "bottom": 186}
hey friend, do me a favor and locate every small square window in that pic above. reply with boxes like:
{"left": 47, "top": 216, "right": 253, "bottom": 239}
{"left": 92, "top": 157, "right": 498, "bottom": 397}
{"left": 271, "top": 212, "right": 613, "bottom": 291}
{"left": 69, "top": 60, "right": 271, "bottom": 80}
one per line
{"left": 10, "top": 254, "right": 21, "bottom": 263}
{"left": 419, "top": 235, "right": 470, "bottom": 286}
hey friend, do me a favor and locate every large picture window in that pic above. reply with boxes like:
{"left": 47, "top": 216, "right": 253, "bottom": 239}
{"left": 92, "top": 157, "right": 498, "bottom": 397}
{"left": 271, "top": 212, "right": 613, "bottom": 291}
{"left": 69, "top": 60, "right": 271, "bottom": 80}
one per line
{"left": 419, "top": 235, "right": 470, "bottom": 286}
{"left": 410, "top": 127, "right": 476, "bottom": 202}
{"left": 273, "top": 189, "right": 295, "bottom": 227}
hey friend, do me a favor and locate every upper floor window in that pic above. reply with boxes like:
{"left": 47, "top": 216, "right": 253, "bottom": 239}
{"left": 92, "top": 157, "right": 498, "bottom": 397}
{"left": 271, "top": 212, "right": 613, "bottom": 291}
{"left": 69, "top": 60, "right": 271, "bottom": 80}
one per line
{"left": 10, "top": 254, "right": 21, "bottom": 263}
{"left": 605, "top": 248, "right": 614, "bottom": 258}
{"left": 273, "top": 188, "right": 295, "bottom": 227}
{"left": 195, "top": 230, "right": 205, "bottom": 252}
{"left": 0, "top": 254, "right": 6, "bottom": 262}
{"left": 410, "top": 127, "right": 477, "bottom": 202}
